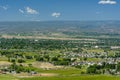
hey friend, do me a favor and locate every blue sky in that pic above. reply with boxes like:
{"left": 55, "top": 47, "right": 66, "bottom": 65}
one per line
{"left": 0, "top": 0, "right": 120, "bottom": 21}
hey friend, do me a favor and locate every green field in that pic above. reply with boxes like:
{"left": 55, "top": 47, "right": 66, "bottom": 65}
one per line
{"left": 1, "top": 75, "right": 120, "bottom": 80}
{"left": 0, "top": 75, "right": 18, "bottom": 80}
{"left": 20, "top": 75, "right": 120, "bottom": 80}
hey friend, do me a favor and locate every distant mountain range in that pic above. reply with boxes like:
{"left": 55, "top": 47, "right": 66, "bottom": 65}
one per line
{"left": 0, "top": 21, "right": 120, "bottom": 37}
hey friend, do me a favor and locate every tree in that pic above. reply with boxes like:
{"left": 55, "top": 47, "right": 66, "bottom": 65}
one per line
{"left": 36, "top": 56, "right": 44, "bottom": 61}
{"left": 87, "top": 66, "right": 96, "bottom": 74}
{"left": 10, "top": 58, "right": 16, "bottom": 63}
{"left": 25, "top": 55, "right": 33, "bottom": 59}
{"left": 51, "top": 57, "right": 58, "bottom": 61}
{"left": 117, "top": 62, "right": 120, "bottom": 71}
{"left": 18, "top": 59, "right": 25, "bottom": 63}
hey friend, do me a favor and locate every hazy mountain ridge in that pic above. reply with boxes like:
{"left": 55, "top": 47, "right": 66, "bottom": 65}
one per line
{"left": 0, "top": 21, "right": 120, "bottom": 36}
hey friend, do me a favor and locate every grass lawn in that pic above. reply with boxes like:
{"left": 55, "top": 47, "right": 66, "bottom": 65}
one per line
{"left": 0, "top": 72, "right": 120, "bottom": 80}
{"left": 36, "top": 67, "right": 82, "bottom": 75}
{"left": 0, "top": 74, "right": 18, "bottom": 80}
{"left": 84, "top": 49, "right": 104, "bottom": 53}
{"left": 0, "top": 56, "right": 8, "bottom": 61}
{"left": 20, "top": 75, "right": 120, "bottom": 80}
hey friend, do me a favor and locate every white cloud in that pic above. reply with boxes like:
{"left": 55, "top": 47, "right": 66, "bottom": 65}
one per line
{"left": 19, "top": 7, "right": 39, "bottom": 15}
{"left": 98, "top": 0, "right": 117, "bottom": 5}
{"left": 52, "top": 12, "right": 61, "bottom": 18}
{"left": 0, "top": 5, "right": 8, "bottom": 10}
{"left": 19, "top": 9, "right": 24, "bottom": 14}
{"left": 25, "top": 7, "right": 39, "bottom": 14}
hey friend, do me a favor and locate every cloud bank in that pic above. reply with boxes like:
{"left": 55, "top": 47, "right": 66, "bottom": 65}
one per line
{"left": 98, "top": 0, "right": 117, "bottom": 5}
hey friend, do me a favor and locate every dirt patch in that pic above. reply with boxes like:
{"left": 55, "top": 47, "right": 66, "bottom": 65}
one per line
{"left": 35, "top": 73, "right": 58, "bottom": 77}
{"left": 14, "top": 73, "right": 58, "bottom": 78}
{"left": 32, "top": 62, "right": 63, "bottom": 70}
{"left": 0, "top": 61, "right": 12, "bottom": 66}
